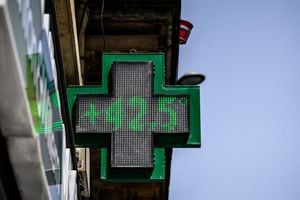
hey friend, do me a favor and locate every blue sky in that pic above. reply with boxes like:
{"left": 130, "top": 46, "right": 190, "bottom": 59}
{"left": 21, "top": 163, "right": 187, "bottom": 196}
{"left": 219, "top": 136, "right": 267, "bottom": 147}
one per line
{"left": 170, "top": 0, "right": 300, "bottom": 200}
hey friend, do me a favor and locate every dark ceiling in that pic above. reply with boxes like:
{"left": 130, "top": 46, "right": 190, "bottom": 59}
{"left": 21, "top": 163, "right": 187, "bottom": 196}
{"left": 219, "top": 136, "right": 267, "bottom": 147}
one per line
{"left": 76, "top": 0, "right": 181, "bottom": 85}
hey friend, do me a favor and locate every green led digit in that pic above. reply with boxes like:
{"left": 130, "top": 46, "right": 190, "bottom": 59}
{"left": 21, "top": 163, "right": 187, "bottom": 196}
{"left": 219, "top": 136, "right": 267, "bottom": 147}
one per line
{"left": 105, "top": 98, "right": 122, "bottom": 130}
{"left": 83, "top": 103, "right": 103, "bottom": 125}
{"left": 128, "top": 96, "right": 147, "bottom": 131}
{"left": 158, "top": 97, "right": 177, "bottom": 131}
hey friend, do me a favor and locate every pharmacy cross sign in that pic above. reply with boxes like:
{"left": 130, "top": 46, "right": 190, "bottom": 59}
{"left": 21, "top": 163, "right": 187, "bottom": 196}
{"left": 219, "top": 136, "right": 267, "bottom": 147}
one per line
{"left": 76, "top": 62, "right": 189, "bottom": 168}
{"left": 68, "top": 54, "right": 200, "bottom": 169}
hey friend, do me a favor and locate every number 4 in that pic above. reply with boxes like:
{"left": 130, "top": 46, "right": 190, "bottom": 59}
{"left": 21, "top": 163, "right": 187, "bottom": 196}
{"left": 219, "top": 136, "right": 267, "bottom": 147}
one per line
{"left": 105, "top": 98, "right": 122, "bottom": 130}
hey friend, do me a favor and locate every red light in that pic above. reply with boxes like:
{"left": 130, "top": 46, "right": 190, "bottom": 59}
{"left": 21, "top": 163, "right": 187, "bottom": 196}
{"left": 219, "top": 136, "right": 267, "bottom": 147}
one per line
{"left": 179, "top": 19, "right": 193, "bottom": 44}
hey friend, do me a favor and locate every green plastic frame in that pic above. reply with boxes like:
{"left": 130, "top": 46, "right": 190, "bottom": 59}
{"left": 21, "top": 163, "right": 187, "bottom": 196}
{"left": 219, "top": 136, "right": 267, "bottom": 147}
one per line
{"left": 66, "top": 53, "right": 201, "bottom": 182}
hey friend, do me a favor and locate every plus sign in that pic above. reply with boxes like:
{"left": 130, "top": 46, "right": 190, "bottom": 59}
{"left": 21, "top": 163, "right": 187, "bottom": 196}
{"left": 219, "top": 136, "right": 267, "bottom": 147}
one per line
{"left": 83, "top": 103, "right": 103, "bottom": 125}
{"left": 75, "top": 61, "right": 190, "bottom": 168}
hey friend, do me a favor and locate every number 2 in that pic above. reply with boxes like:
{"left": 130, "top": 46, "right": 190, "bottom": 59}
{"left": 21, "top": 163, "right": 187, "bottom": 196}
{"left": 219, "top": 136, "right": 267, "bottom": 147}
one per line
{"left": 128, "top": 96, "right": 147, "bottom": 131}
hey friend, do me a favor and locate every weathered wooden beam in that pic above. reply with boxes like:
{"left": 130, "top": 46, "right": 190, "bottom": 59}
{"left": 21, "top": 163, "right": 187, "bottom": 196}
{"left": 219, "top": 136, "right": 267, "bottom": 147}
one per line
{"left": 55, "top": 0, "right": 83, "bottom": 85}
{"left": 85, "top": 35, "right": 159, "bottom": 51}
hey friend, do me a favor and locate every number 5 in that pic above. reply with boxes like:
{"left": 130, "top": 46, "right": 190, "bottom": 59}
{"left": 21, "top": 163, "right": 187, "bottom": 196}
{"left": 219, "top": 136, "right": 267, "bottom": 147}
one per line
{"left": 158, "top": 97, "right": 177, "bottom": 131}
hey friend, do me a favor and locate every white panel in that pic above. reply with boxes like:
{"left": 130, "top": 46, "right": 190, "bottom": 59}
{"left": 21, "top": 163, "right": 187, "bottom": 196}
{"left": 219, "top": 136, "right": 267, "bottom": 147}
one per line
{"left": 68, "top": 170, "right": 77, "bottom": 200}
{"left": 7, "top": 137, "right": 50, "bottom": 200}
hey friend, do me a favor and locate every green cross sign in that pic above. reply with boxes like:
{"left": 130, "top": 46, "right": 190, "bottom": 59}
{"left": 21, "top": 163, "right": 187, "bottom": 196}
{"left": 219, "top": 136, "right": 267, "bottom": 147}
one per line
{"left": 67, "top": 53, "right": 200, "bottom": 176}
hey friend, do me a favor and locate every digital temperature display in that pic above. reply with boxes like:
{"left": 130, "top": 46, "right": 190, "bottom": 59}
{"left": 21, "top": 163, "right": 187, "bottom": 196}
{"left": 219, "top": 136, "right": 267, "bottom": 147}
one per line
{"left": 76, "top": 96, "right": 189, "bottom": 133}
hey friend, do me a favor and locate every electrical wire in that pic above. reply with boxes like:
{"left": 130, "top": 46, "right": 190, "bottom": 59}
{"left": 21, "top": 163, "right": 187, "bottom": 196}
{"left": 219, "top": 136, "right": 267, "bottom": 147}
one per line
{"left": 77, "top": 2, "right": 88, "bottom": 36}
{"left": 100, "top": 0, "right": 106, "bottom": 51}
